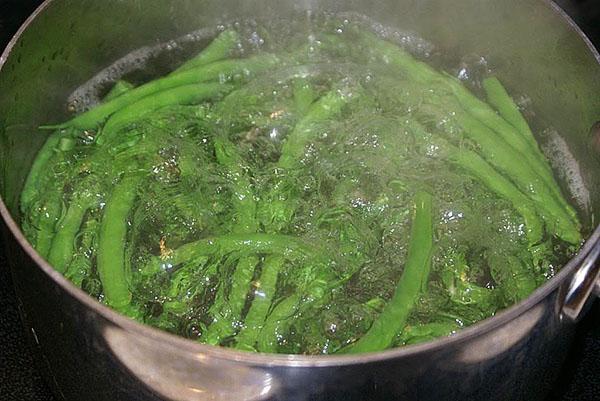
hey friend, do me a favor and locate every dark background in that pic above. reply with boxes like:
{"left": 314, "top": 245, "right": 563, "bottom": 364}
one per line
{"left": 0, "top": 1, "right": 599, "bottom": 400}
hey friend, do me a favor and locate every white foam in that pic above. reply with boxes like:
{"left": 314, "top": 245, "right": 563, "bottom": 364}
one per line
{"left": 67, "top": 27, "right": 217, "bottom": 112}
{"left": 542, "top": 130, "right": 591, "bottom": 213}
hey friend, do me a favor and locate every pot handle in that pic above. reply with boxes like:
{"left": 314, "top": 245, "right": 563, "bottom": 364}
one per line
{"left": 561, "top": 241, "right": 600, "bottom": 322}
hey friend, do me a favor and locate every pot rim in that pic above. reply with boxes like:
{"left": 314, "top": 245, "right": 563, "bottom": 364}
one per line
{"left": 1, "top": 0, "right": 599, "bottom": 368}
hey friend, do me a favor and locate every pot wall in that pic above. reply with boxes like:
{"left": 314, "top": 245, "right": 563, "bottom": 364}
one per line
{"left": 2, "top": 224, "right": 579, "bottom": 401}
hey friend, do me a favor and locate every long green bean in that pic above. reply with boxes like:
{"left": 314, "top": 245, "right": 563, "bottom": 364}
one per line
{"left": 235, "top": 255, "right": 286, "bottom": 351}
{"left": 97, "top": 83, "right": 234, "bottom": 144}
{"left": 201, "top": 135, "right": 260, "bottom": 344}
{"left": 47, "top": 198, "right": 92, "bottom": 273}
{"left": 41, "top": 54, "right": 279, "bottom": 131}
{"left": 174, "top": 30, "right": 240, "bottom": 74}
{"left": 97, "top": 175, "right": 141, "bottom": 314}
{"left": 344, "top": 191, "right": 433, "bottom": 353}
{"left": 405, "top": 120, "right": 544, "bottom": 244}
{"left": 21, "top": 130, "right": 73, "bottom": 211}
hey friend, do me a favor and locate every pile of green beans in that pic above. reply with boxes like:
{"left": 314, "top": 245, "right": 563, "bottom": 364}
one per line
{"left": 21, "top": 19, "right": 582, "bottom": 355}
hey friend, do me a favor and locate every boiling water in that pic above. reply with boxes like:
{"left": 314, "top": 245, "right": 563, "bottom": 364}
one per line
{"left": 21, "top": 13, "right": 586, "bottom": 354}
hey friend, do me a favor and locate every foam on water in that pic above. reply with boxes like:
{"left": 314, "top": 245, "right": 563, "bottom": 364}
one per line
{"left": 68, "top": 26, "right": 218, "bottom": 112}
{"left": 543, "top": 130, "right": 591, "bottom": 214}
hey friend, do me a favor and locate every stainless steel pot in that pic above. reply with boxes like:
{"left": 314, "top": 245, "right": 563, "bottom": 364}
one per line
{"left": 1, "top": 1, "right": 599, "bottom": 400}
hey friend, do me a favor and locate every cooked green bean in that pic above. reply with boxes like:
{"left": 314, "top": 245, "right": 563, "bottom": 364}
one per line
{"left": 409, "top": 121, "right": 545, "bottom": 245}
{"left": 203, "top": 255, "right": 259, "bottom": 345}
{"left": 344, "top": 191, "right": 434, "bottom": 353}
{"left": 97, "top": 83, "right": 234, "bottom": 144}
{"left": 30, "top": 193, "right": 63, "bottom": 258}
{"left": 174, "top": 30, "right": 240, "bottom": 74}
{"left": 21, "top": 129, "right": 72, "bottom": 211}
{"left": 96, "top": 175, "right": 141, "bottom": 314}
{"left": 235, "top": 255, "right": 286, "bottom": 351}
{"left": 47, "top": 198, "right": 92, "bottom": 273}
{"left": 201, "top": 134, "right": 260, "bottom": 344}
{"left": 41, "top": 54, "right": 279, "bottom": 131}
{"left": 482, "top": 76, "right": 580, "bottom": 224}
{"left": 65, "top": 216, "right": 98, "bottom": 288}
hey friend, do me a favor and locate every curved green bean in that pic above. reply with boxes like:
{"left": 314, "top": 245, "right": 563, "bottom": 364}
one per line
{"left": 21, "top": 129, "right": 73, "bottom": 211}
{"left": 97, "top": 83, "right": 234, "bottom": 144}
{"left": 405, "top": 119, "right": 544, "bottom": 245}
{"left": 47, "top": 198, "right": 92, "bottom": 273}
{"left": 235, "top": 255, "right": 286, "bottom": 351}
{"left": 278, "top": 88, "right": 351, "bottom": 170}
{"left": 41, "top": 54, "right": 280, "bottom": 131}
{"left": 65, "top": 216, "right": 99, "bottom": 288}
{"left": 201, "top": 135, "right": 260, "bottom": 344}
{"left": 31, "top": 192, "right": 64, "bottom": 258}
{"left": 344, "top": 191, "right": 434, "bottom": 353}
{"left": 174, "top": 30, "right": 240, "bottom": 74}
{"left": 151, "top": 233, "right": 313, "bottom": 270}
{"left": 202, "top": 255, "right": 259, "bottom": 345}
{"left": 482, "top": 76, "right": 579, "bottom": 223}
{"left": 97, "top": 175, "right": 141, "bottom": 314}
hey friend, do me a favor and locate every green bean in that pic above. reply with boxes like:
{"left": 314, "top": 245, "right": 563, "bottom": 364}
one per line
{"left": 445, "top": 76, "right": 559, "bottom": 188}
{"left": 235, "top": 87, "right": 351, "bottom": 348}
{"left": 174, "top": 30, "right": 240, "bottom": 74}
{"left": 213, "top": 136, "right": 258, "bottom": 232}
{"left": 256, "top": 211, "right": 374, "bottom": 353}
{"left": 47, "top": 197, "right": 93, "bottom": 273}
{"left": 104, "top": 80, "right": 135, "bottom": 102}
{"left": 278, "top": 88, "right": 350, "bottom": 170}
{"left": 21, "top": 129, "right": 72, "bottom": 211}
{"left": 235, "top": 255, "right": 286, "bottom": 351}
{"left": 202, "top": 255, "right": 259, "bottom": 345}
{"left": 151, "top": 233, "right": 312, "bottom": 269}
{"left": 257, "top": 86, "right": 353, "bottom": 232}
{"left": 201, "top": 135, "right": 260, "bottom": 344}
{"left": 46, "top": 174, "right": 103, "bottom": 273}
{"left": 161, "top": 256, "right": 213, "bottom": 316}
{"left": 41, "top": 54, "right": 280, "bottom": 131}
{"left": 256, "top": 261, "right": 336, "bottom": 353}
{"left": 65, "top": 216, "right": 99, "bottom": 288}
{"left": 487, "top": 253, "right": 538, "bottom": 303}
{"left": 447, "top": 146, "right": 544, "bottom": 244}
{"left": 242, "top": 87, "right": 357, "bottom": 350}
{"left": 97, "top": 175, "right": 141, "bottom": 314}
{"left": 255, "top": 294, "right": 301, "bottom": 352}
{"left": 30, "top": 193, "right": 64, "bottom": 258}
{"left": 355, "top": 29, "right": 574, "bottom": 224}
{"left": 405, "top": 120, "right": 544, "bottom": 245}
{"left": 408, "top": 91, "right": 580, "bottom": 244}
{"left": 483, "top": 76, "right": 579, "bottom": 223}
{"left": 344, "top": 191, "right": 433, "bottom": 353}
{"left": 97, "top": 83, "right": 234, "bottom": 145}
{"left": 482, "top": 77, "right": 537, "bottom": 150}
{"left": 451, "top": 112, "right": 579, "bottom": 244}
